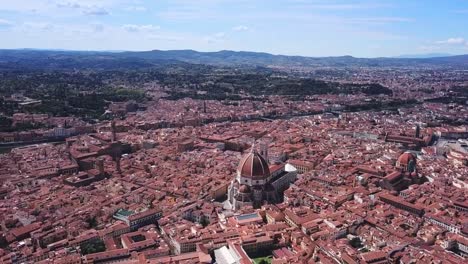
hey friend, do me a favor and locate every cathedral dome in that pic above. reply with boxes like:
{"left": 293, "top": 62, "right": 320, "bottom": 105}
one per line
{"left": 237, "top": 150, "right": 270, "bottom": 180}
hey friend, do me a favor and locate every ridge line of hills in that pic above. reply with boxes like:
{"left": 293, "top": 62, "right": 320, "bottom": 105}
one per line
{"left": 0, "top": 49, "right": 467, "bottom": 70}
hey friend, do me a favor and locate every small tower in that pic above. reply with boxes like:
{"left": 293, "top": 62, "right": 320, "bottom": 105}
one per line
{"left": 115, "top": 156, "right": 122, "bottom": 173}
{"left": 415, "top": 124, "right": 420, "bottom": 138}
{"left": 111, "top": 120, "right": 117, "bottom": 142}
{"left": 96, "top": 157, "right": 104, "bottom": 175}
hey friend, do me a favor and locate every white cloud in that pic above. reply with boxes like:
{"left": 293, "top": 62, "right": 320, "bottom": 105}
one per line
{"left": 0, "top": 19, "right": 13, "bottom": 27}
{"left": 122, "top": 24, "right": 160, "bottom": 32}
{"left": 436, "top": 37, "right": 466, "bottom": 45}
{"left": 431, "top": 37, "right": 468, "bottom": 50}
{"left": 56, "top": 1, "right": 82, "bottom": 9}
{"left": 83, "top": 8, "right": 109, "bottom": 16}
{"left": 435, "top": 37, "right": 468, "bottom": 49}
{"left": 232, "top": 25, "right": 249, "bottom": 31}
{"left": 56, "top": 1, "right": 110, "bottom": 16}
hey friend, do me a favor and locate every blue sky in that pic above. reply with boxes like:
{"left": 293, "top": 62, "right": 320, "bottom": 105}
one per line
{"left": 0, "top": 0, "right": 467, "bottom": 57}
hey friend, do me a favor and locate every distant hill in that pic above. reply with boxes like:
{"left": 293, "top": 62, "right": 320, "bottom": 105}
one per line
{"left": 118, "top": 50, "right": 468, "bottom": 68}
{"left": 0, "top": 49, "right": 467, "bottom": 70}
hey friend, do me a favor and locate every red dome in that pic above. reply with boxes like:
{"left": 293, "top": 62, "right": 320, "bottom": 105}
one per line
{"left": 237, "top": 151, "right": 270, "bottom": 180}
{"left": 397, "top": 152, "right": 416, "bottom": 165}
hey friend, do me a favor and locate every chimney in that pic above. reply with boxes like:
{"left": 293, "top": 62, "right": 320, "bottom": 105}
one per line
{"left": 115, "top": 156, "right": 122, "bottom": 173}
{"left": 111, "top": 120, "right": 116, "bottom": 142}
{"left": 96, "top": 157, "right": 104, "bottom": 175}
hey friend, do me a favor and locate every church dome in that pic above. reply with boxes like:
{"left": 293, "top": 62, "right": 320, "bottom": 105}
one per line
{"left": 237, "top": 150, "right": 270, "bottom": 180}
{"left": 397, "top": 152, "right": 416, "bottom": 166}
{"left": 396, "top": 151, "right": 417, "bottom": 172}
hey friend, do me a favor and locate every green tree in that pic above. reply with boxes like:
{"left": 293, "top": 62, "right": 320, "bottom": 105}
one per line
{"left": 80, "top": 239, "right": 106, "bottom": 255}
{"left": 200, "top": 216, "right": 210, "bottom": 228}
{"left": 85, "top": 216, "right": 98, "bottom": 229}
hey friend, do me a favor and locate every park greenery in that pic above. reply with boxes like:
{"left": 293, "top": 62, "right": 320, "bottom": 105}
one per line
{"left": 80, "top": 239, "right": 106, "bottom": 255}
